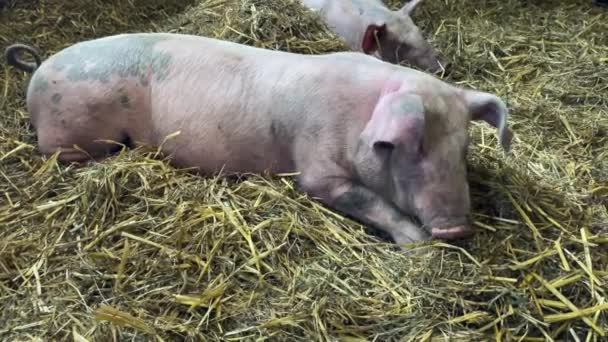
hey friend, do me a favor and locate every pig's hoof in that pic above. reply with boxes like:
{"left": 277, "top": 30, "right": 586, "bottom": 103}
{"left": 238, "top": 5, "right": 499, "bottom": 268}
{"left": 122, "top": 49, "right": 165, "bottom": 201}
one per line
{"left": 431, "top": 225, "right": 474, "bottom": 240}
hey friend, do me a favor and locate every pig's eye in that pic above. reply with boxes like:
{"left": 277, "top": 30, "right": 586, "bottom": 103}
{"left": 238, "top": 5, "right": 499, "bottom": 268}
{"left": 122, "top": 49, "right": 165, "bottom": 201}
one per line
{"left": 417, "top": 143, "right": 426, "bottom": 158}
{"left": 374, "top": 141, "right": 395, "bottom": 152}
{"left": 375, "top": 141, "right": 398, "bottom": 155}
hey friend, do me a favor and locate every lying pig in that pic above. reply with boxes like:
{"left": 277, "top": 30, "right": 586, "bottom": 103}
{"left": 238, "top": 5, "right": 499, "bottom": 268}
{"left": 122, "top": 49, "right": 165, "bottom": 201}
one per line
{"left": 5, "top": 33, "right": 512, "bottom": 245}
{"left": 299, "top": 0, "right": 445, "bottom": 72}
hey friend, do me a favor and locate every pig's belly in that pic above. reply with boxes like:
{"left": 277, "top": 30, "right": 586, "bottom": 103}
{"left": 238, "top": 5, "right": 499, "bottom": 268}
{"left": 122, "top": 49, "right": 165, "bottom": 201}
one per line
{"left": 153, "top": 124, "right": 296, "bottom": 175}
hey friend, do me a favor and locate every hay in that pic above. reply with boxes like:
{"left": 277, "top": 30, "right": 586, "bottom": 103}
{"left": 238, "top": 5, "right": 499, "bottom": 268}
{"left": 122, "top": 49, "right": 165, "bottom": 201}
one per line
{"left": 160, "top": 0, "right": 348, "bottom": 54}
{"left": 1, "top": 0, "right": 607, "bottom": 340}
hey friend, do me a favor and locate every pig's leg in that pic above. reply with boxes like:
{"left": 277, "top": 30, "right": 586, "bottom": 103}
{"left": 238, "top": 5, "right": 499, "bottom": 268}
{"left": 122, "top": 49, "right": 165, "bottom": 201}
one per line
{"left": 300, "top": 174, "right": 429, "bottom": 244}
{"left": 37, "top": 127, "right": 129, "bottom": 163}
{"left": 329, "top": 180, "right": 430, "bottom": 243}
{"left": 35, "top": 107, "right": 130, "bottom": 164}
{"left": 30, "top": 78, "right": 135, "bottom": 164}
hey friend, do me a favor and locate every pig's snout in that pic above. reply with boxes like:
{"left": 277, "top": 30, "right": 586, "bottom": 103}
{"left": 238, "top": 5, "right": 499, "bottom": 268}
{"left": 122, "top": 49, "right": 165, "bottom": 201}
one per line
{"left": 424, "top": 55, "right": 450, "bottom": 74}
{"left": 431, "top": 225, "right": 473, "bottom": 240}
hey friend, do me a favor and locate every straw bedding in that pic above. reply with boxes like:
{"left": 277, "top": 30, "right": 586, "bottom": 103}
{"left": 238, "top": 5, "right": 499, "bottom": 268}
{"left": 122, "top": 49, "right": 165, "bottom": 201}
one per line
{"left": 0, "top": 0, "right": 606, "bottom": 340}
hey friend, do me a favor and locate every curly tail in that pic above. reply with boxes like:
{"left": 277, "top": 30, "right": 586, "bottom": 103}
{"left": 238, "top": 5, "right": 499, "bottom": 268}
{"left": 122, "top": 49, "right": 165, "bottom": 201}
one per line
{"left": 5, "top": 43, "right": 42, "bottom": 73}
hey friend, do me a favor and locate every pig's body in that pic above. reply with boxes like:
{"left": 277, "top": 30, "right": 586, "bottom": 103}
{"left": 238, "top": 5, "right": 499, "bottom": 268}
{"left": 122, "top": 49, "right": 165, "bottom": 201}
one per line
{"left": 9, "top": 33, "right": 512, "bottom": 245}
{"left": 299, "top": 0, "right": 445, "bottom": 72}
{"left": 29, "top": 33, "right": 393, "bottom": 173}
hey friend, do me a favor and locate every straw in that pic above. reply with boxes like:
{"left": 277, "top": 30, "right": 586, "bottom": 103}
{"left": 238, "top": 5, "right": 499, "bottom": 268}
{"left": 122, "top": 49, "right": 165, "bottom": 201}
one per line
{"left": 1, "top": 0, "right": 607, "bottom": 340}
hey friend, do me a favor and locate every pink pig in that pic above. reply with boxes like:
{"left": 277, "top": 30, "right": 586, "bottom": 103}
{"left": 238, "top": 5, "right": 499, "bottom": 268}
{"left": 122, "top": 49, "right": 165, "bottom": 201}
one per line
{"left": 300, "top": 0, "right": 446, "bottom": 72}
{"left": 5, "top": 33, "right": 511, "bottom": 245}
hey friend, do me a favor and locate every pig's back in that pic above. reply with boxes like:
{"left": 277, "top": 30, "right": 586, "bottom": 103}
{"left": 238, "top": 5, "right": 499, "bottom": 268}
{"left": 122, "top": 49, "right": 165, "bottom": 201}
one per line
{"left": 146, "top": 34, "right": 409, "bottom": 174}
{"left": 145, "top": 35, "right": 322, "bottom": 173}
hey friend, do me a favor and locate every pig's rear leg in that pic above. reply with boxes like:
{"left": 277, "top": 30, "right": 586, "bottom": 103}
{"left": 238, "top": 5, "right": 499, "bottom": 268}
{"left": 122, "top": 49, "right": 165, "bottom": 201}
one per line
{"left": 38, "top": 129, "right": 130, "bottom": 164}
{"left": 35, "top": 112, "right": 131, "bottom": 164}
{"left": 300, "top": 173, "right": 430, "bottom": 244}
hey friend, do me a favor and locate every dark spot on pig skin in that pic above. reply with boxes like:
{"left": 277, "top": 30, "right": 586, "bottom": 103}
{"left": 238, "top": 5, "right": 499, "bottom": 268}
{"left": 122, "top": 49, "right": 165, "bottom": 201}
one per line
{"left": 139, "top": 76, "right": 149, "bottom": 87}
{"left": 51, "top": 93, "right": 62, "bottom": 104}
{"left": 270, "top": 121, "right": 279, "bottom": 138}
{"left": 60, "top": 119, "right": 67, "bottom": 127}
{"left": 306, "top": 123, "right": 322, "bottom": 140}
{"left": 119, "top": 95, "right": 130, "bottom": 109}
{"left": 51, "top": 109, "right": 63, "bottom": 117}
{"left": 270, "top": 120, "right": 290, "bottom": 141}
{"left": 86, "top": 103, "right": 101, "bottom": 114}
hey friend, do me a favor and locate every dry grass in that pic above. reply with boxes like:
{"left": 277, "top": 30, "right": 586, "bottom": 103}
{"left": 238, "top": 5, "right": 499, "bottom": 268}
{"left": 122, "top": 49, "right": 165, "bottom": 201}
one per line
{"left": 1, "top": 0, "right": 607, "bottom": 340}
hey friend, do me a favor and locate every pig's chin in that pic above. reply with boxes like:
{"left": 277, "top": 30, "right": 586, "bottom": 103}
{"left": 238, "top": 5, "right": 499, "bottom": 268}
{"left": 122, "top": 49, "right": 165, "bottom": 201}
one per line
{"left": 408, "top": 50, "right": 445, "bottom": 73}
{"left": 415, "top": 57, "right": 442, "bottom": 73}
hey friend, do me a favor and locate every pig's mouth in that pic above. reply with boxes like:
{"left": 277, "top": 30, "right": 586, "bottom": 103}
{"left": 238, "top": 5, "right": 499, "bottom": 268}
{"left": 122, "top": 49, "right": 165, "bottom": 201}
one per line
{"left": 431, "top": 225, "right": 473, "bottom": 239}
{"left": 427, "top": 218, "right": 473, "bottom": 240}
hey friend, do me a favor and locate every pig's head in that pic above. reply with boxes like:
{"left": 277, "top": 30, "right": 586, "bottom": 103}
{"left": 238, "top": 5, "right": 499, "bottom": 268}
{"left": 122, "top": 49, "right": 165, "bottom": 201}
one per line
{"left": 357, "top": 86, "right": 512, "bottom": 240}
{"left": 362, "top": 0, "right": 445, "bottom": 73}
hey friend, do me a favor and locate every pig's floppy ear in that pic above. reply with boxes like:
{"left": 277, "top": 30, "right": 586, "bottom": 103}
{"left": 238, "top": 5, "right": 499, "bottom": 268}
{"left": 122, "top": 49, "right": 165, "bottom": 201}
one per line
{"left": 362, "top": 93, "right": 425, "bottom": 156}
{"left": 463, "top": 90, "right": 513, "bottom": 151}
{"left": 362, "top": 23, "right": 387, "bottom": 55}
{"left": 400, "top": 0, "right": 423, "bottom": 15}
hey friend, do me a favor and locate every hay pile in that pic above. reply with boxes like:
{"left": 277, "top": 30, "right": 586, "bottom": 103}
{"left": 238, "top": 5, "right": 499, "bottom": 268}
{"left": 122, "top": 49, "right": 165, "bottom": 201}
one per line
{"left": 1, "top": 0, "right": 607, "bottom": 340}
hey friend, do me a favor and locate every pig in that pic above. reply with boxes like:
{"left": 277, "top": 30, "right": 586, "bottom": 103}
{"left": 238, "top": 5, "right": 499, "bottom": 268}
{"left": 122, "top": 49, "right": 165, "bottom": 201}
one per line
{"left": 5, "top": 33, "right": 512, "bottom": 245}
{"left": 299, "top": 0, "right": 446, "bottom": 72}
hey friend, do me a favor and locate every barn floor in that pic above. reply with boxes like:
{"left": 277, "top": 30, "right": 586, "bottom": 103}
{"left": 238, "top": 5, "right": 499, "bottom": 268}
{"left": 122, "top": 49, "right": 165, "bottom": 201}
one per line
{"left": 0, "top": 0, "right": 607, "bottom": 340}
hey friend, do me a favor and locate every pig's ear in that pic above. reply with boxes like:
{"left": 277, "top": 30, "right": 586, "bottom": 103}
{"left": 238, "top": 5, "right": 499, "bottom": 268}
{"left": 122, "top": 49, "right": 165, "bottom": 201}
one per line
{"left": 400, "top": 0, "right": 423, "bottom": 15}
{"left": 362, "top": 93, "right": 425, "bottom": 156}
{"left": 362, "top": 23, "right": 387, "bottom": 54}
{"left": 463, "top": 90, "right": 513, "bottom": 151}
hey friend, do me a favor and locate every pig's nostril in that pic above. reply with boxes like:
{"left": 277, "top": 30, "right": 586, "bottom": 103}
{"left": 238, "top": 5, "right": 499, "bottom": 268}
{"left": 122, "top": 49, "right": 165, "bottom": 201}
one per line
{"left": 431, "top": 225, "right": 473, "bottom": 240}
